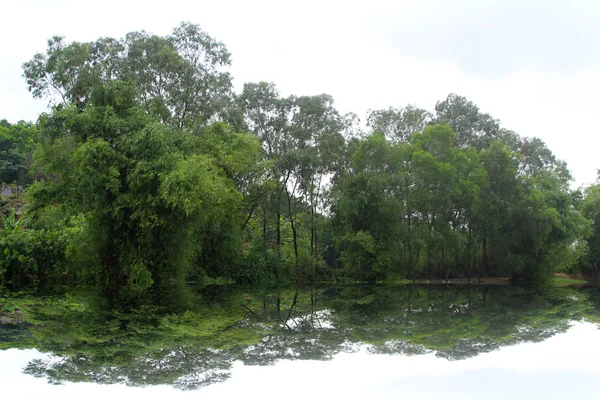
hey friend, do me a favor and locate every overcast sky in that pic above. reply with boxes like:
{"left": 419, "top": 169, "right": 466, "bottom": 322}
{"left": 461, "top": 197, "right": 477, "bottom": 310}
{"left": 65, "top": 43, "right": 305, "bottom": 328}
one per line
{"left": 2, "top": 0, "right": 599, "bottom": 186}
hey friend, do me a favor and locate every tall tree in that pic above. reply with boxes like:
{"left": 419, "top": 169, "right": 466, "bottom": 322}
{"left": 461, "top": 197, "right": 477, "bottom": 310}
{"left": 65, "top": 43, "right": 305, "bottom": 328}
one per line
{"left": 366, "top": 105, "right": 432, "bottom": 142}
{"left": 27, "top": 80, "right": 259, "bottom": 299}
{"left": 434, "top": 93, "right": 499, "bottom": 149}
{"left": 287, "top": 94, "right": 346, "bottom": 271}
{"left": 23, "top": 23, "right": 232, "bottom": 129}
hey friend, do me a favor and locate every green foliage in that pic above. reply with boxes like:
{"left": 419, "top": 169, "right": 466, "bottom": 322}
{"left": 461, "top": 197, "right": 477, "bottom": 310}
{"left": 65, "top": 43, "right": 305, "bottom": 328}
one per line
{"left": 0, "top": 228, "right": 68, "bottom": 286}
{"left": 367, "top": 104, "right": 432, "bottom": 142}
{"left": 4, "top": 22, "right": 593, "bottom": 295}
{"left": 1, "top": 208, "right": 30, "bottom": 231}
{"left": 330, "top": 122, "right": 585, "bottom": 285}
{"left": 22, "top": 23, "right": 232, "bottom": 129}
{"left": 578, "top": 179, "right": 600, "bottom": 275}
{"left": 26, "top": 79, "right": 259, "bottom": 299}
{"left": 0, "top": 120, "right": 38, "bottom": 187}
{"left": 551, "top": 276, "right": 589, "bottom": 285}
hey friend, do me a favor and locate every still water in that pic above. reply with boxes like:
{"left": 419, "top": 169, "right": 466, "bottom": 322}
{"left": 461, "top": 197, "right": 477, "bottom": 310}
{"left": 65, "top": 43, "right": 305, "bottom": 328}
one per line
{"left": 1, "top": 284, "right": 600, "bottom": 399}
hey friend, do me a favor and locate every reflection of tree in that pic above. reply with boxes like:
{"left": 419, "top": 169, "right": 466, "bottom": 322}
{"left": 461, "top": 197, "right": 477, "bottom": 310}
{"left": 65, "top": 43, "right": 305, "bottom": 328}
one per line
{"left": 23, "top": 347, "right": 235, "bottom": 389}
{"left": 331, "top": 285, "right": 588, "bottom": 360}
{"left": 2, "top": 285, "right": 599, "bottom": 389}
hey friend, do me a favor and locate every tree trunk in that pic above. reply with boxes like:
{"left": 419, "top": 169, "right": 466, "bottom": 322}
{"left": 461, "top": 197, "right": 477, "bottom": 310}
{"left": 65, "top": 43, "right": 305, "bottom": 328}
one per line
{"left": 276, "top": 208, "right": 281, "bottom": 246}
{"left": 277, "top": 172, "right": 291, "bottom": 248}
{"left": 262, "top": 203, "right": 267, "bottom": 244}
{"left": 480, "top": 237, "right": 487, "bottom": 280}
{"left": 241, "top": 202, "right": 257, "bottom": 231}
{"left": 286, "top": 187, "right": 299, "bottom": 274}
{"left": 443, "top": 247, "right": 451, "bottom": 280}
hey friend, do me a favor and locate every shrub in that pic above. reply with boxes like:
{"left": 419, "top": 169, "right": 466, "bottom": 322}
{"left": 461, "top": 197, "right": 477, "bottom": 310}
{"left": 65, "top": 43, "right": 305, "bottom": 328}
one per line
{"left": 0, "top": 229, "right": 68, "bottom": 287}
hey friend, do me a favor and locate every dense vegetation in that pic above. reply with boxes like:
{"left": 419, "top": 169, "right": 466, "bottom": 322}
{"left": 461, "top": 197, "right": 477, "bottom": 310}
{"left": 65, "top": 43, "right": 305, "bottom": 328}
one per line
{"left": 1, "top": 23, "right": 598, "bottom": 300}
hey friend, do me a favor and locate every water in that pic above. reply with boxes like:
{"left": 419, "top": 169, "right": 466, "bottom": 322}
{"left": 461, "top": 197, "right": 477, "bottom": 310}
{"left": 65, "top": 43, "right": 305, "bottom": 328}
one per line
{"left": 1, "top": 284, "right": 600, "bottom": 399}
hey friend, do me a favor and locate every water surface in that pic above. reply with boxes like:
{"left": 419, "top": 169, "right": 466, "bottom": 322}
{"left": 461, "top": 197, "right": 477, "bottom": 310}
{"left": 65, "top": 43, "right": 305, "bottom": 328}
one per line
{"left": 1, "top": 284, "right": 599, "bottom": 399}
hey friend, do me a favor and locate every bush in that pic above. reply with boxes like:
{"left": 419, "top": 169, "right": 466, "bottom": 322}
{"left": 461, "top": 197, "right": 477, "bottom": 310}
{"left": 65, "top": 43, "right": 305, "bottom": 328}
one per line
{"left": 0, "top": 229, "right": 68, "bottom": 287}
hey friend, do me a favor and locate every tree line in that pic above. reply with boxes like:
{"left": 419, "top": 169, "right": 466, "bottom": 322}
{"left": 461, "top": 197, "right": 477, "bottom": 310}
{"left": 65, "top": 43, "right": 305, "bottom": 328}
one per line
{"left": 1, "top": 23, "right": 599, "bottom": 299}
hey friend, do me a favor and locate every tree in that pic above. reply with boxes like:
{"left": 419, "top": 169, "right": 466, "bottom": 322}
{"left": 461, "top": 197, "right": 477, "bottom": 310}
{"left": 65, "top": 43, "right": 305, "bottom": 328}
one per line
{"left": 237, "top": 83, "right": 348, "bottom": 280}
{"left": 366, "top": 105, "right": 432, "bottom": 142}
{"left": 332, "top": 132, "right": 406, "bottom": 282}
{"left": 27, "top": 81, "right": 258, "bottom": 299}
{"left": 328, "top": 119, "right": 583, "bottom": 285}
{"left": 0, "top": 120, "right": 38, "bottom": 189}
{"left": 235, "top": 82, "right": 292, "bottom": 282}
{"left": 192, "top": 122, "right": 268, "bottom": 281}
{"left": 518, "top": 136, "right": 556, "bottom": 176}
{"left": 579, "top": 177, "right": 600, "bottom": 274}
{"left": 15, "top": 21, "right": 591, "bottom": 289}
{"left": 23, "top": 23, "right": 232, "bottom": 129}
{"left": 287, "top": 94, "right": 346, "bottom": 272}
{"left": 434, "top": 93, "right": 499, "bottom": 149}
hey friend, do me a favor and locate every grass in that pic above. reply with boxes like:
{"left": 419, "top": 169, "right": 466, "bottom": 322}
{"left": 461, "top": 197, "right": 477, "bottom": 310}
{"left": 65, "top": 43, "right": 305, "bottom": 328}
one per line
{"left": 551, "top": 276, "right": 589, "bottom": 285}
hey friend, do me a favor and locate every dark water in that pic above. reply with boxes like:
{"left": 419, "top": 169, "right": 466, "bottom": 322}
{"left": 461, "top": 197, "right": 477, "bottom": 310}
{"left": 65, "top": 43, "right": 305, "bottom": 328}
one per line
{"left": 1, "top": 284, "right": 600, "bottom": 399}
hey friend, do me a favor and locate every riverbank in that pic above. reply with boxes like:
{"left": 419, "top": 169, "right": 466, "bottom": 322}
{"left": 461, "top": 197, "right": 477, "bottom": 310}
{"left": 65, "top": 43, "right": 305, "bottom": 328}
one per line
{"left": 389, "top": 273, "right": 594, "bottom": 286}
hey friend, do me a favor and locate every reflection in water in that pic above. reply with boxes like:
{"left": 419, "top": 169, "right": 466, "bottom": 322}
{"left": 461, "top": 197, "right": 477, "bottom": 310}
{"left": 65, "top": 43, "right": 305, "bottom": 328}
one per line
{"left": 1, "top": 285, "right": 600, "bottom": 391}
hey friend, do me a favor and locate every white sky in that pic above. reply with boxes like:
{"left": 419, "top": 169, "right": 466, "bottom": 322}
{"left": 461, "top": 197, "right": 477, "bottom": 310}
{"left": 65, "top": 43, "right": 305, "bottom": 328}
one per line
{"left": 1, "top": 0, "right": 599, "bottom": 186}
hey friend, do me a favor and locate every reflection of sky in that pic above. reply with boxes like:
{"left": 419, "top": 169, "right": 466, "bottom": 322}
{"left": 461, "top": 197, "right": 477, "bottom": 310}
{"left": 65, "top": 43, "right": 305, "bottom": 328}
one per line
{"left": 1, "top": 321, "right": 599, "bottom": 399}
